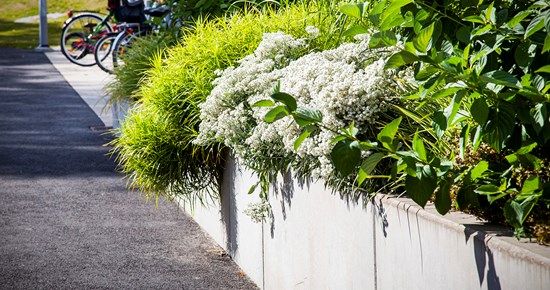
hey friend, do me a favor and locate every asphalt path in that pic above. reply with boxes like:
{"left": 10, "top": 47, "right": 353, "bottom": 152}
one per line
{"left": 0, "top": 47, "right": 257, "bottom": 289}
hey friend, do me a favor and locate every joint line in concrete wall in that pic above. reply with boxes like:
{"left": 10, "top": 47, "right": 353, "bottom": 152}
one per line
{"left": 372, "top": 202, "right": 378, "bottom": 290}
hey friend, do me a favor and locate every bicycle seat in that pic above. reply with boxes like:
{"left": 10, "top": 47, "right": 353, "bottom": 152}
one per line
{"left": 143, "top": 5, "right": 170, "bottom": 17}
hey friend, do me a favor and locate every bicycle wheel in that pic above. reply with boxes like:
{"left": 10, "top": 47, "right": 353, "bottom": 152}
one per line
{"left": 94, "top": 33, "right": 118, "bottom": 74}
{"left": 112, "top": 32, "right": 136, "bottom": 69}
{"left": 60, "top": 13, "right": 113, "bottom": 66}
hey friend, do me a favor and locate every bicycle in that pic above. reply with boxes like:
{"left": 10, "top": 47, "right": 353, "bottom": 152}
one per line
{"left": 95, "top": 2, "right": 173, "bottom": 74}
{"left": 60, "top": 0, "right": 146, "bottom": 67}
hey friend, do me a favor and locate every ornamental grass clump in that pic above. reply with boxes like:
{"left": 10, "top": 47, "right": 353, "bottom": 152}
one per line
{"left": 112, "top": 3, "right": 346, "bottom": 205}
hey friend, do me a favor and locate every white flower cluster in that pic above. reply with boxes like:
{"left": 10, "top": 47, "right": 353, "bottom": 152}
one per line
{"left": 197, "top": 30, "right": 412, "bottom": 180}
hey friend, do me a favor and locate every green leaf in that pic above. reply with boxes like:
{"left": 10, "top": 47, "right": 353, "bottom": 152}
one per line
{"left": 369, "top": 31, "right": 398, "bottom": 48}
{"left": 432, "top": 110, "right": 446, "bottom": 139}
{"left": 485, "top": 2, "right": 496, "bottom": 24}
{"left": 331, "top": 140, "right": 362, "bottom": 176}
{"left": 293, "top": 107, "right": 322, "bottom": 126}
{"left": 463, "top": 15, "right": 485, "bottom": 24}
{"left": 339, "top": 3, "right": 364, "bottom": 19}
{"left": 405, "top": 174, "right": 436, "bottom": 208}
{"left": 504, "top": 200, "right": 522, "bottom": 228}
{"left": 475, "top": 184, "right": 500, "bottom": 195}
{"left": 434, "top": 180, "right": 452, "bottom": 215}
{"left": 543, "top": 35, "right": 550, "bottom": 54}
{"left": 515, "top": 41, "right": 537, "bottom": 72}
{"left": 459, "top": 124, "right": 470, "bottom": 159}
{"left": 413, "top": 22, "right": 435, "bottom": 53}
{"left": 517, "top": 141, "right": 538, "bottom": 155}
{"left": 507, "top": 10, "right": 531, "bottom": 28}
{"left": 456, "top": 26, "right": 471, "bottom": 44}
{"left": 377, "top": 117, "right": 402, "bottom": 151}
{"left": 358, "top": 153, "right": 386, "bottom": 186}
{"left": 384, "top": 51, "right": 418, "bottom": 68}
{"left": 247, "top": 183, "right": 258, "bottom": 195}
{"left": 470, "top": 161, "right": 489, "bottom": 180}
{"left": 521, "top": 176, "right": 540, "bottom": 195}
{"left": 369, "top": 0, "right": 387, "bottom": 27}
{"left": 471, "top": 98, "right": 489, "bottom": 125}
{"left": 472, "top": 125, "right": 483, "bottom": 151}
{"left": 535, "top": 64, "right": 550, "bottom": 74}
{"left": 252, "top": 100, "right": 275, "bottom": 107}
{"left": 480, "top": 70, "right": 521, "bottom": 88}
{"left": 413, "top": 132, "right": 427, "bottom": 161}
{"left": 525, "top": 12, "right": 546, "bottom": 39}
{"left": 271, "top": 92, "right": 297, "bottom": 112}
{"left": 531, "top": 103, "right": 547, "bottom": 134}
{"left": 482, "top": 102, "right": 516, "bottom": 152}
{"left": 294, "top": 125, "right": 317, "bottom": 151}
{"left": 343, "top": 24, "right": 370, "bottom": 37}
{"left": 264, "top": 105, "right": 289, "bottom": 123}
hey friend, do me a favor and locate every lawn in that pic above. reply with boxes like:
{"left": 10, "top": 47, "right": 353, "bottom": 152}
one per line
{"left": 0, "top": 0, "right": 104, "bottom": 49}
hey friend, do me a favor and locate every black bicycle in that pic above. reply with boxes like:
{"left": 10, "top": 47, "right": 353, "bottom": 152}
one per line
{"left": 60, "top": 0, "right": 146, "bottom": 67}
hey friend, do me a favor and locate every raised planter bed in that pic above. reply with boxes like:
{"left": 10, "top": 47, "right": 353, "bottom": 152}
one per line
{"left": 189, "top": 156, "right": 549, "bottom": 289}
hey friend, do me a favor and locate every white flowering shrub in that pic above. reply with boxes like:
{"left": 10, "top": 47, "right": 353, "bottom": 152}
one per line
{"left": 197, "top": 30, "right": 412, "bottom": 181}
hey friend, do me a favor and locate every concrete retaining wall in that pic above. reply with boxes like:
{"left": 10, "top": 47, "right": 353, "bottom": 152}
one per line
{"left": 190, "top": 156, "right": 550, "bottom": 290}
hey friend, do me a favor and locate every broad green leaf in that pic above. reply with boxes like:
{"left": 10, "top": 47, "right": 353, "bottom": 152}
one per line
{"left": 431, "top": 87, "right": 463, "bottom": 100}
{"left": 358, "top": 152, "right": 386, "bottom": 186}
{"left": 525, "top": 12, "right": 546, "bottom": 39}
{"left": 515, "top": 41, "right": 537, "bottom": 72}
{"left": 369, "top": 31, "right": 398, "bottom": 48}
{"left": 252, "top": 100, "right": 275, "bottom": 107}
{"left": 456, "top": 187, "right": 476, "bottom": 209}
{"left": 482, "top": 102, "right": 516, "bottom": 152}
{"left": 343, "top": 25, "right": 370, "bottom": 37}
{"left": 543, "top": 35, "right": 550, "bottom": 54}
{"left": 331, "top": 140, "right": 362, "bottom": 176}
{"left": 271, "top": 92, "right": 297, "bottom": 112}
{"left": 413, "top": 132, "right": 427, "bottom": 161}
{"left": 434, "top": 180, "right": 452, "bottom": 215}
{"left": 378, "top": 0, "right": 412, "bottom": 30}
{"left": 504, "top": 200, "right": 522, "bottom": 228}
{"left": 384, "top": 51, "right": 418, "bottom": 68}
{"left": 463, "top": 15, "right": 485, "bottom": 24}
{"left": 480, "top": 71, "right": 521, "bottom": 88}
{"left": 294, "top": 125, "right": 317, "bottom": 151}
{"left": 507, "top": 10, "right": 531, "bottom": 28}
{"left": 456, "top": 26, "right": 471, "bottom": 44}
{"left": 475, "top": 184, "right": 500, "bottom": 195}
{"left": 535, "top": 64, "right": 550, "bottom": 74}
{"left": 377, "top": 117, "right": 402, "bottom": 151}
{"left": 432, "top": 110, "right": 447, "bottom": 139}
{"left": 471, "top": 161, "right": 489, "bottom": 180}
{"left": 405, "top": 174, "right": 436, "bottom": 208}
{"left": 264, "top": 105, "right": 289, "bottom": 123}
{"left": 339, "top": 3, "right": 364, "bottom": 19}
{"left": 530, "top": 103, "right": 547, "bottom": 134}
{"left": 293, "top": 107, "right": 323, "bottom": 126}
{"left": 517, "top": 141, "right": 538, "bottom": 155}
{"left": 521, "top": 176, "right": 540, "bottom": 194}
{"left": 369, "top": 0, "right": 387, "bottom": 27}
{"left": 485, "top": 2, "right": 496, "bottom": 24}
{"left": 413, "top": 22, "right": 435, "bottom": 53}
{"left": 471, "top": 97, "right": 489, "bottom": 125}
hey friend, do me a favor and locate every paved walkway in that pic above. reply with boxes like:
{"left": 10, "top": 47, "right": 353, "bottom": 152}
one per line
{"left": 0, "top": 47, "right": 257, "bottom": 289}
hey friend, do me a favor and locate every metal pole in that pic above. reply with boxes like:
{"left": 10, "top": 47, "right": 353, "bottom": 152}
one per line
{"left": 35, "top": 0, "right": 52, "bottom": 52}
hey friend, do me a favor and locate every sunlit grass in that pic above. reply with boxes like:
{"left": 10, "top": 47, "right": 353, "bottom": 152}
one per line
{"left": 0, "top": 0, "right": 104, "bottom": 49}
